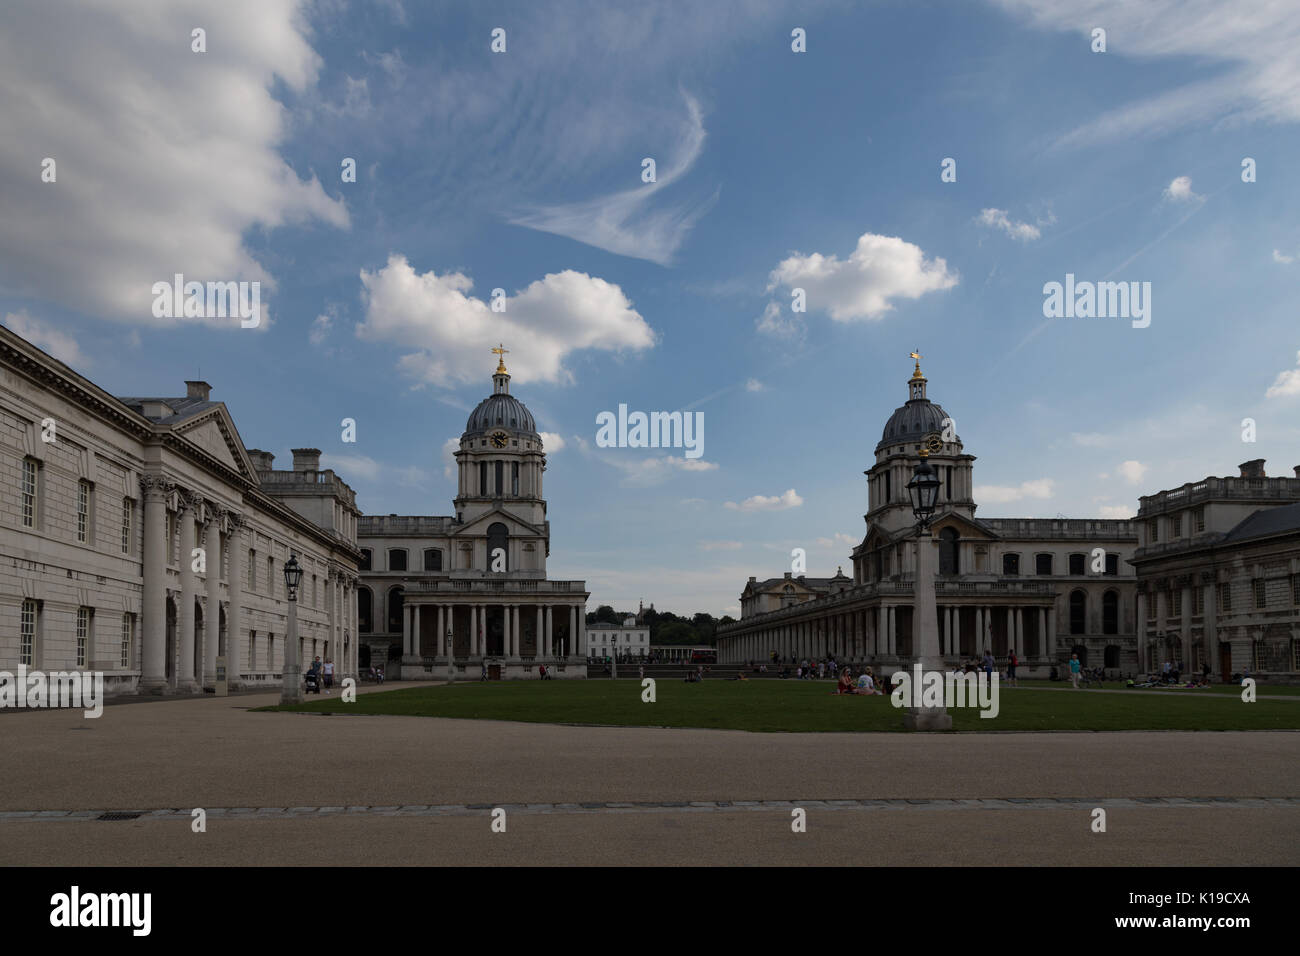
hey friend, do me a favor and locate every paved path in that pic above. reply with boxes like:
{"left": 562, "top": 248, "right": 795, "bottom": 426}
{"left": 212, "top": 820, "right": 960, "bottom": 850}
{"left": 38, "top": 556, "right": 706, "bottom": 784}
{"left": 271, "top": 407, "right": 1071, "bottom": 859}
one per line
{"left": 1, "top": 684, "right": 1296, "bottom": 865}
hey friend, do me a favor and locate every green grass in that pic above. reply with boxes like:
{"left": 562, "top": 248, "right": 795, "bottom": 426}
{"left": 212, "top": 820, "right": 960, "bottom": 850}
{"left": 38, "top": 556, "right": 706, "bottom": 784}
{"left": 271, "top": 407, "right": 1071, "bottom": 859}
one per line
{"left": 257, "top": 678, "right": 1300, "bottom": 733}
{"left": 1015, "top": 679, "right": 1300, "bottom": 696}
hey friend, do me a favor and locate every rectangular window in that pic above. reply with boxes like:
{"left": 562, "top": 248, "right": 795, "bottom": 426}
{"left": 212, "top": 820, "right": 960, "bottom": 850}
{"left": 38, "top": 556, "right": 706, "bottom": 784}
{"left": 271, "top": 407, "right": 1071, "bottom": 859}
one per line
{"left": 21, "top": 458, "right": 37, "bottom": 528}
{"left": 121, "top": 498, "right": 133, "bottom": 554}
{"left": 389, "top": 549, "right": 407, "bottom": 572}
{"left": 77, "top": 480, "right": 90, "bottom": 543}
{"left": 1193, "top": 587, "right": 1204, "bottom": 616}
{"left": 21, "top": 599, "right": 37, "bottom": 666}
{"left": 1253, "top": 578, "right": 1266, "bottom": 609}
{"left": 1148, "top": 520, "right": 1158, "bottom": 544}
{"left": 1170, "top": 513, "right": 1182, "bottom": 538}
{"left": 479, "top": 461, "right": 488, "bottom": 496}
{"left": 248, "top": 550, "right": 256, "bottom": 589}
{"left": 512, "top": 461, "right": 519, "bottom": 496}
{"left": 267, "top": 556, "right": 275, "bottom": 596}
{"left": 495, "top": 460, "right": 504, "bottom": 496}
{"left": 1194, "top": 507, "right": 1205, "bottom": 534}
{"left": 424, "top": 549, "right": 442, "bottom": 572}
{"left": 1069, "top": 553, "right": 1085, "bottom": 576}
{"left": 1002, "top": 553, "right": 1019, "bottom": 576}
{"left": 1035, "top": 554, "right": 1053, "bottom": 576}
{"left": 1220, "top": 584, "right": 1232, "bottom": 613}
{"left": 1105, "top": 553, "right": 1119, "bottom": 576}
{"left": 76, "top": 607, "right": 90, "bottom": 667}
{"left": 360, "top": 549, "right": 372, "bottom": 571}
{"left": 121, "top": 613, "right": 134, "bottom": 668}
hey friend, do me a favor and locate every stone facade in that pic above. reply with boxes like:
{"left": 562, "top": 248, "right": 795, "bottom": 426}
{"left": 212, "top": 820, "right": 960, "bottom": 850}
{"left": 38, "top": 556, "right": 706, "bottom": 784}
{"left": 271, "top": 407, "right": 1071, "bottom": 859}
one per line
{"left": 0, "top": 326, "right": 361, "bottom": 696}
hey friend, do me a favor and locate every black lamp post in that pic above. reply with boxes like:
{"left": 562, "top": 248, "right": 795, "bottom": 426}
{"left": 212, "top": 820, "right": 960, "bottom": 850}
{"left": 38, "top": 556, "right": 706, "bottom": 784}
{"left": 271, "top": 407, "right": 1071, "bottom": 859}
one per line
{"left": 906, "top": 450, "right": 941, "bottom": 530}
{"left": 281, "top": 554, "right": 303, "bottom": 703}
{"left": 902, "top": 450, "right": 951, "bottom": 730}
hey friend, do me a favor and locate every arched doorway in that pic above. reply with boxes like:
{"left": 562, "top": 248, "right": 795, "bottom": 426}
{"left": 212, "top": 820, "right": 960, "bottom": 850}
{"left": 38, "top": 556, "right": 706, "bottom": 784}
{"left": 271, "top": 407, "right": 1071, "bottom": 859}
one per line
{"left": 1069, "top": 590, "right": 1086, "bottom": 635}
{"left": 487, "top": 522, "right": 509, "bottom": 572}
{"left": 387, "top": 586, "right": 404, "bottom": 634}
{"left": 1102, "top": 589, "right": 1119, "bottom": 634}
{"left": 359, "top": 587, "right": 373, "bottom": 633}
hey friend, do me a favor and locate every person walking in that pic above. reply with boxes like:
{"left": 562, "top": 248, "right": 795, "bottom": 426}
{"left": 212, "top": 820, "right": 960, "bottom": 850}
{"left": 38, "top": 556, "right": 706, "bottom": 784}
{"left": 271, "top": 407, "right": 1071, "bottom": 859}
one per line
{"left": 1069, "top": 653, "right": 1082, "bottom": 689}
{"left": 1006, "top": 649, "right": 1017, "bottom": 687}
{"left": 982, "top": 649, "right": 994, "bottom": 686}
{"left": 323, "top": 658, "right": 334, "bottom": 692}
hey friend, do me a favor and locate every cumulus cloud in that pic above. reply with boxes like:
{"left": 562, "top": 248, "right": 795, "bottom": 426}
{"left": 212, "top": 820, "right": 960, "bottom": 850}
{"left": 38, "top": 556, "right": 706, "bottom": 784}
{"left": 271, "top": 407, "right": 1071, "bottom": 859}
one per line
{"left": 1266, "top": 350, "right": 1300, "bottom": 398}
{"left": 1117, "top": 460, "right": 1149, "bottom": 484}
{"left": 976, "top": 208, "right": 1042, "bottom": 241}
{"left": 1163, "top": 176, "right": 1202, "bottom": 202}
{"left": 320, "top": 453, "right": 423, "bottom": 488}
{"left": 539, "top": 431, "right": 566, "bottom": 452}
{"left": 2, "top": 311, "right": 89, "bottom": 368}
{"left": 975, "top": 479, "right": 1055, "bottom": 504}
{"left": 755, "top": 301, "right": 804, "bottom": 340}
{"left": 724, "top": 488, "right": 804, "bottom": 512}
{"left": 1274, "top": 249, "right": 1296, "bottom": 265}
{"left": 356, "top": 255, "right": 655, "bottom": 386}
{"left": 0, "top": 0, "right": 348, "bottom": 326}
{"left": 1099, "top": 505, "right": 1136, "bottom": 519}
{"left": 441, "top": 437, "right": 460, "bottom": 480}
{"left": 816, "top": 533, "right": 858, "bottom": 548}
{"left": 766, "top": 232, "right": 958, "bottom": 321}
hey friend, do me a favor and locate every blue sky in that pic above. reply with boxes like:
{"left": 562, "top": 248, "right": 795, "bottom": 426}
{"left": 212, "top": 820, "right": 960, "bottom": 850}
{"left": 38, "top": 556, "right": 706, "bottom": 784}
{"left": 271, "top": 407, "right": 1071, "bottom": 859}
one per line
{"left": 3, "top": 0, "right": 1299, "bottom": 616}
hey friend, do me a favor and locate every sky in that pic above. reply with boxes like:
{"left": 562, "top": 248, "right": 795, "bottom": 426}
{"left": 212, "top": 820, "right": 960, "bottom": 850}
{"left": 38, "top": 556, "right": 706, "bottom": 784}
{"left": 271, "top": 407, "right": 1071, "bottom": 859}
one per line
{"left": 3, "top": 0, "right": 1299, "bottom": 618}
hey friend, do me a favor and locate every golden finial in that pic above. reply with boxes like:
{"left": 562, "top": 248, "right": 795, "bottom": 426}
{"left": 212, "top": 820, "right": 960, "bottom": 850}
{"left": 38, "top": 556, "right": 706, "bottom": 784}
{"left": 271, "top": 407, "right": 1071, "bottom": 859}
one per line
{"left": 491, "top": 343, "right": 509, "bottom": 374}
{"left": 909, "top": 349, "right": 923, "bottom": 380}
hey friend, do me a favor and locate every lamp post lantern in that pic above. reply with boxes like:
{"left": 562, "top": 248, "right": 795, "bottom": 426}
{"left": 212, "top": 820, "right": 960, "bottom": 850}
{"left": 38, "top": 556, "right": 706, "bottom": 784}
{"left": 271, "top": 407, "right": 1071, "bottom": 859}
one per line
{"left": 281, "top": 554, "right": 303, "bottom": 704}
{"left": 446, "top": 626, "right": 456, "bottom": 683}
{"left": 903, "top": 449, "right": 952, "bottom": 730}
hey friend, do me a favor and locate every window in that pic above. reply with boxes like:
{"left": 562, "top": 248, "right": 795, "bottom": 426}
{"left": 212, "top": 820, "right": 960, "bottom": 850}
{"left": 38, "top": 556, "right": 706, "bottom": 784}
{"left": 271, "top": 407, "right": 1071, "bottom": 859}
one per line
{"left": 884, "top": 472, "right": 891, "bottom": 503}
{"left": 938, "top": 528, "right": 959, "bottom": 576}
{"left": 1170, "top": 513, "right": 1182, "bottom": 538}
{"left": 359, "top": 549, "right": 372, "bottom": 571}
{"left": 1035, "top": 554, "right": 1053, "bottom": 576}
{"left": 1193, "top": 507, "right": 1205, "bottom": 534}
{"left": 1253, "top": 578, "right": 1266, "bottom": 609}
{"left": 1165, "top": 589, "right": 1176, "bottom": 616}
{"left": 423, "top": 548, "right": 442, "bottom": 572}
{"left": 21, "top": 458, "right": 37, "bottom": 528}
{"left": 20, "top": 599, "right": 37, "bottom": 665}
{"left": 387, "top": 587, "right": 404, "bottom": 632}
{"left": 1220, "top": 584, "right": 1232, "bottom": 613}
{"left": 359, "top": 588, "right": 373, "bottom": 633}
{"left": 77, "top": 480, "right": 91, "bottom": 543}
{"left": 1148, "top": 520, "right": 1158, "bottom": 543}
{"left": 121, "top": 498, "right": 133, "bottom": 554}
{"left": 248, "top": 550, "right": 256, "bottom": 589}
{"left": 487, "top": 523, "right": 509, "bottom": 572}
{"left": 267, "top": 556, "right": 275, "bottom": 596}
{"left": 512, "top": 461, "right": 519, "bottom": 496}
{"left": 1069, "top": 590, "right": 1086, "bottom": 635}
{"left": 495, "top": 460, "right": 504, "bottom": 497}
{"left": 1293, "top": 574, "right": 1300, "bottom": 606}
{"left": 76, "top": 607, "right": 91, "bottom": 666}
{"left": 121, "top": 613, "right": 134, "bottom": 668}
{"left": 250, "top": 630, "right": 257, "bottom": 669}
{"left": 1002, "top": 553, "right": 1020, "bottom": 576}
{"left": 1193, "top": 586, "right": 1204, "bottom": 616}
{"left": 1102, "top": 591, "right": 1118, "bottom": 635}
{"left": 479, "top": 461, "right": 488, "bottom": 495}
{"left": 388, "top": 549, "right": 407, "bottom": 572}
{"left": 311, "top": 575, "right": 317, "bottom": 609}
{"left": 1069, "top": 553, "right": 1085, "bottom": 576}
{"left": 1105, "top": 553, "right": 1119, "bottom": 576}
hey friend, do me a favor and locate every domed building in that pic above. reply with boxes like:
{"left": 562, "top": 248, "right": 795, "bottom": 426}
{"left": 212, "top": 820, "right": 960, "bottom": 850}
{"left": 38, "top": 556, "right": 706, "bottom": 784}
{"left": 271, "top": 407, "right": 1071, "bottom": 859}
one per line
{"left": 718, "top": 355, "right": 1141, "bottom": 678}
{"left": 357, "top": 348, "right": 589, "bottom": 679}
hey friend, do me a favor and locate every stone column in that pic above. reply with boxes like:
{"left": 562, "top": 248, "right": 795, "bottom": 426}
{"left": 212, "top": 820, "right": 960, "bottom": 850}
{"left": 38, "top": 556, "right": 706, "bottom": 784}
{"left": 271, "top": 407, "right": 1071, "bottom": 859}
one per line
{"left": 973, "top": 607, "right": 983, "bottom": 655}
{"left": 953, "top": 606, "right": 962, "bottom": 656}
{"left": 1014, "top": 607, "right": 1023, "bottom": 653}
{"left": 1047, "top": 605, "right": 1056, "bottom": 659}
{"left": 536, "top": 606, "right": 543, "bottom": 657}
{"left": 1135, "top": 591, "right": 1146, "bottom": 672}
{"left": 227, "top": 515, "right": 244, "bottom": 687}
{"left": 1203, "top": 576, "right": 1219, "bottom": 679}
{"left": 139, "top": 475, "right": 172, "bottom": 693}
{"left": 177, "top": 494, "right": 200, "bottom": 692}
{"left": 1180, "top": 579, "right": 1193, "bottom": 672}
{"left": 415, "top": 604, "right": 423, "bottom": 657}
{"left": 578, "top": 607, "right": 586, "bottom": 658}
{"left": 203, "top": 512, "right": 222, "bottom": 687}
{"left": 1038, "top": 607, "right": 1047, "bottom": 660}
{"left": 545, "top": 605, "right": 554, "bottom": 657}
{"left": 568, "top": 605, "right": 576, "bottom": 659}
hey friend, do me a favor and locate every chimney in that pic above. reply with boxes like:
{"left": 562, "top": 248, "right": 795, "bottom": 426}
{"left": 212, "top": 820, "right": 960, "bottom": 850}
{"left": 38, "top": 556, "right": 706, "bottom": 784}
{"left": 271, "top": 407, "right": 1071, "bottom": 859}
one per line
{"left": 748, "top": 576, "right": 756, "bottom": 583}
{"left": 185, "top": 380, "right": 212, "bottom": 401}
{"left": 1238, "top": 459, "right": 1266, "bottom": 478}
{"left": 784, "top": 571, "right": 792, "bottom": 579}
{"left": 247, "top": 449, "right": 274, "bottom": 472}
{"left": 291, "top": 448, "right": 321, "bottom": 472}
{"left": 1294, "top": 466, "right": 1300, "bottom": 478}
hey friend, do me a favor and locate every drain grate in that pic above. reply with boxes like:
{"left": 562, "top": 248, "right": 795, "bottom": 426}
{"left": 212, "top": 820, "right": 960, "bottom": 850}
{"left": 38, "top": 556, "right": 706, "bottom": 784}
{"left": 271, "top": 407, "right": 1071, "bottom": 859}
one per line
{"left": 96, "top": 812, "right": 142, "bottom": 821}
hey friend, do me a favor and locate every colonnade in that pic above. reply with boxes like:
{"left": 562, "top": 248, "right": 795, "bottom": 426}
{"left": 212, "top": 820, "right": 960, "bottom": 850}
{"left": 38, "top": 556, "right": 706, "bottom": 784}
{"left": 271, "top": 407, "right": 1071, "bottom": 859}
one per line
{"left": 403, "top": 602, "right": 586, "bottom": 659}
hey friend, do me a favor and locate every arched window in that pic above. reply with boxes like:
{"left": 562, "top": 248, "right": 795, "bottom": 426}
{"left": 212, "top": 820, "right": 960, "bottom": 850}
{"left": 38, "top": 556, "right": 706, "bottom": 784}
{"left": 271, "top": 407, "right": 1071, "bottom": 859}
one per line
{"left": 358, "top": 587, "right": 373, "bottom": 633}
{"left": 487, "top": 522, "right": 509, "bottom": 572}
{"left": 423, "top": 548, "right": 442, "bottom": 572}
{"left": 1069, "top": 589, "right": 1086, "bottom": 635}
{"left": 939, "top": 527, "right": 959, "bottom": 576}
{"left": 387, "top": 586, "right": 404, "bottom": 633}
{"left": 479, "top": 461, "right": 488, "bottom": 496}
{"left": 1102, "top": 589, "right": 1119, "bottom": 634}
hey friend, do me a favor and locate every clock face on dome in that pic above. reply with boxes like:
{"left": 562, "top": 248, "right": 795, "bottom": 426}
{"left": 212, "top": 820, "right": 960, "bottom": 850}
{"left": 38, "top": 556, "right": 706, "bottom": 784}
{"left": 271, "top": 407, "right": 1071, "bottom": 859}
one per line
{"left": 490, "top": 431, "right": 509, "bottom": 449}
{"left": 924, "top": 433, "right": 943, "bottom": 453}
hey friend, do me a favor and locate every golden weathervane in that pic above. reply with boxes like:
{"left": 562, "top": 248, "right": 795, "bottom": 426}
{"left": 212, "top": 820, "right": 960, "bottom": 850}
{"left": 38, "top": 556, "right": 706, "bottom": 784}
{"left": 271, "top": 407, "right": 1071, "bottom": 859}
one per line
{"left": 492, "top": 343, "right": 509, "bottom": 374}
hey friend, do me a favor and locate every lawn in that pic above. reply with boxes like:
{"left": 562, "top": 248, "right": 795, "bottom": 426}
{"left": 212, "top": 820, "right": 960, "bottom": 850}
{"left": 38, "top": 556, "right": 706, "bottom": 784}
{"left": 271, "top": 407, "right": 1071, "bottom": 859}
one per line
{"left": 258, "top": 678, "right": 1300, "bottom": 733}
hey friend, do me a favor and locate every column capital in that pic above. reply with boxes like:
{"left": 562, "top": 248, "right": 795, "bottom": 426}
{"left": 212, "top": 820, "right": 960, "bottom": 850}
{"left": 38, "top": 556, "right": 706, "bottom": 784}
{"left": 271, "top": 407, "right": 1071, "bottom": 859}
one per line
{"left": 140, "top": 473, "right": 175, "bottom": 499}
{"left": 179, "top": 489, "right": 205, "bottom": 514}
{"left": 225, "top": 511, "right": 247, "bottom": 533}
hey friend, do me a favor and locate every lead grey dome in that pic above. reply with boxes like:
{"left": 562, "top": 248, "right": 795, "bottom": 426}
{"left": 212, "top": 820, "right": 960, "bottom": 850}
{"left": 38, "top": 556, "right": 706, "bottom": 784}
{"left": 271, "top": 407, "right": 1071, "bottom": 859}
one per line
{"left": 875, "top": 399, "right": 953, "bottom": 452}
{"left": 464, "top": 393, "right": 539, "bottom": 439}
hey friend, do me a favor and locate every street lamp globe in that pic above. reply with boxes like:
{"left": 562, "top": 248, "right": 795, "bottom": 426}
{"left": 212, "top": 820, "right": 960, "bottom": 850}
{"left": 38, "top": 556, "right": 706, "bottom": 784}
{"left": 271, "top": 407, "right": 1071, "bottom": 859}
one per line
{"left": 906, "top": 449, "right": 941, "bottom": 526}
{"left": 283, "top": 554, "right": 303, "bottom": 602}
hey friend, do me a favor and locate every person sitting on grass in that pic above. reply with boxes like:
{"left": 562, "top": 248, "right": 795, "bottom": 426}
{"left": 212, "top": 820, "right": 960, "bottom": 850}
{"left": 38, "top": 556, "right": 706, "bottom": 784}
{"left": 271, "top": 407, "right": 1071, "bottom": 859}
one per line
{"left": 833, "top": 671, "right": 854, "bottom": 695}
{"left": 856, "top": 668, "right": 880, "bottom": 695}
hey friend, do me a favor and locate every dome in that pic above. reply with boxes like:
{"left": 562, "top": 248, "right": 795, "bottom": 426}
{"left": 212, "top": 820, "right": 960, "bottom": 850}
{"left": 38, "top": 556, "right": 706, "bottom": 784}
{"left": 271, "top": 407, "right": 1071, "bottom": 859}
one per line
{"left": 875, "top": 399, "right": 953, "bottom": 452}
{"left": 464, "top": 392, "right": 539, "bottom": 438}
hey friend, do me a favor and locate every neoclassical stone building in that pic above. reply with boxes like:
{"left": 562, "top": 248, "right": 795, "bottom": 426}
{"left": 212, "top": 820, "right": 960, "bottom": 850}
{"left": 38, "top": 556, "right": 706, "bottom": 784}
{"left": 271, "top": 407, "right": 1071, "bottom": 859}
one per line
{"left": 1131, "top": 459, "right": 1300, "bottom": 678}
{"left": 358, "top": 350, "right": 589, "bottom": 679}
{"left": 0, "top": 325, "right": 362, "bottom": 696}
{"left": 718, "top": 358, "right": 1139, "bottom": 676}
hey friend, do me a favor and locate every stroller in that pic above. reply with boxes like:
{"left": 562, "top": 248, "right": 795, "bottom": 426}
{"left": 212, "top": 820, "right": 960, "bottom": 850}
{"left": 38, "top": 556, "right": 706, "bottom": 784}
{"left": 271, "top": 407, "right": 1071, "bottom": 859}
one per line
{"left": 304, "top": 669, "right": 322, "bottom": 694}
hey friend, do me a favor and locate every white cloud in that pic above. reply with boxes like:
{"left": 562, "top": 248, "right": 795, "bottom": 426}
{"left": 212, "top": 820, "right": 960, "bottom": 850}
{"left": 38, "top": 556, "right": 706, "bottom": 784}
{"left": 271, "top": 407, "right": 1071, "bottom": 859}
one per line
{"left": 356, "top": 255, "right": 655, "bottom": 386}
{"left": 755, "top": 301, "right": 804, "bottom": 340}
{"left": 320, "top": 453, "right": 423, "bottom": 488}
{"left": 0, "top": 0, "right": 348, "bottom": 326}
{"left": 508, "top": 91, "right": 715, "bottom": 265}
{"left": 745, "top": 378, "right": 766, "bottom": 392}
{"left": 724, "top": 488, "right": 803, "bottom": 512}
{"left": 441, "top": 438, "right": 460, "bottom": 481}
{"left": 1071, "top": 431, "right": 1114, "bottom": 448}
{"left": 975, "top": 479, "right": 1055, "bottom": 504}
{"left": 1117, "top": 460, "right": 1149, "bottom": 484}
{"left": 573, "top": 434, "right": 718, "bottom": 487}
{"left": 309, "top": 309, "right": 335, "bottom": 347}
{"left": 539, "top": 431, "right": 566, "bottom": 453}
{"left": 1273, "top": 249, "right": 1296, "bottom": 264}
{"left": 1266, "top": 350, "right": 1300, "bottom": 398}
{"left": 1163, "top": 176, "right": 1202, "bottom": 202}
{"left": 2, "top": 311, "right": 89, "bottom": 368}
{"left": 698, "top": 540, "right": 743, "bottom": 551}
{"left": 815, "top": 533, "right": 858, "bottom": 548}
{"left": 990, "top": 1, "right": 1300, "bottom": 146}
{"left": 1099, "top": 505, "right": 1136, "bottom": 518}
{"left": 766, "top": 232, "right": 958, "bottom": 321}
{"left": 976, "top": 208, "right": 1042, "bottom": 241}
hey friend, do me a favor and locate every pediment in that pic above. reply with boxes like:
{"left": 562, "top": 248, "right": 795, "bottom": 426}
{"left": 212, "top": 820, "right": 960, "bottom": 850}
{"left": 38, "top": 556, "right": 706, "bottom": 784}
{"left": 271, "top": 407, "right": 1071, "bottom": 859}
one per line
{"left": 454, "top": 508, "right": 544, "bottom": 537}
{"left": 173, "top": 407, "right": 257, "bottom": 483}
